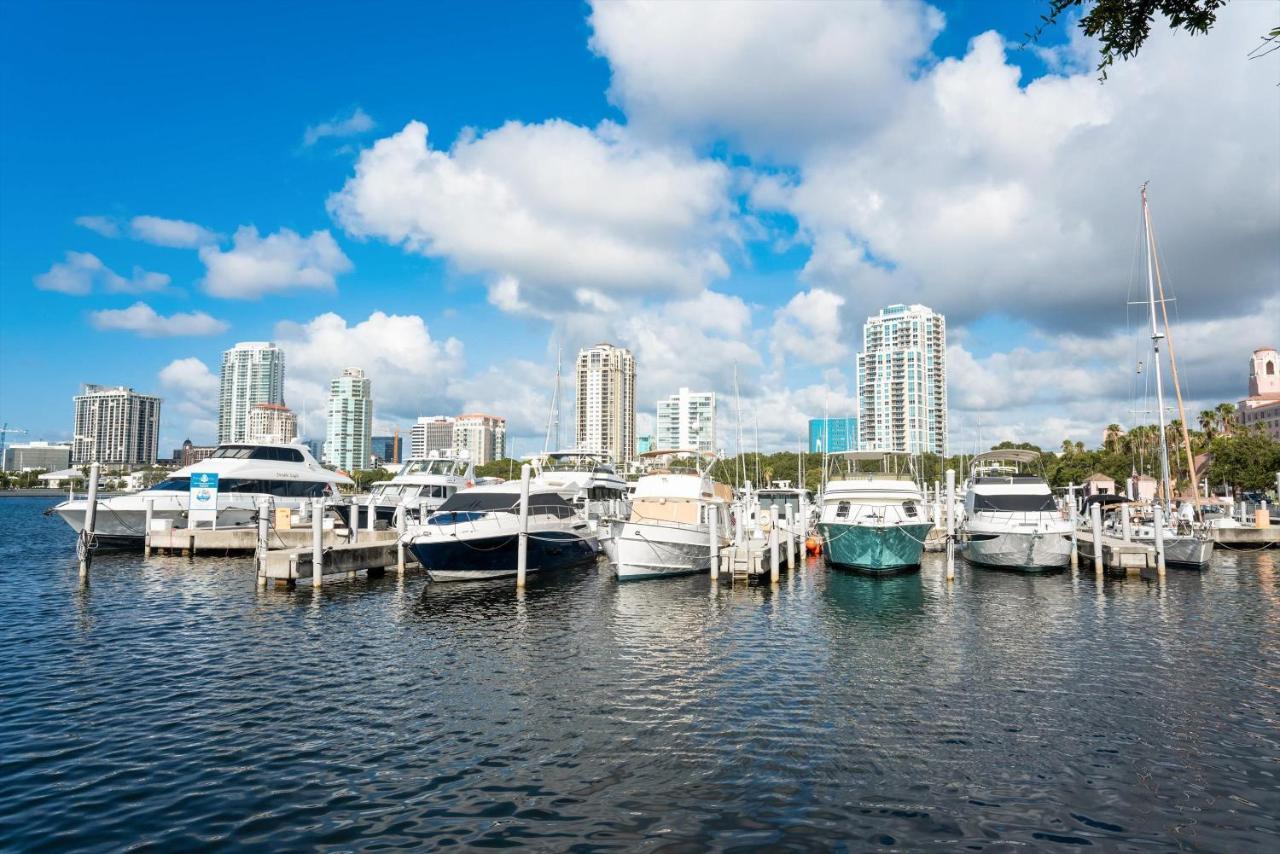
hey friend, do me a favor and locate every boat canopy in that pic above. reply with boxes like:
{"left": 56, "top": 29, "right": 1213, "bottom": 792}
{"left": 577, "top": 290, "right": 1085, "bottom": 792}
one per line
{"left": 970, "top": 449, "right": 1042, "bottom": 466}
{"left": 435, "top": 489, "right": 576, "bottom": 516}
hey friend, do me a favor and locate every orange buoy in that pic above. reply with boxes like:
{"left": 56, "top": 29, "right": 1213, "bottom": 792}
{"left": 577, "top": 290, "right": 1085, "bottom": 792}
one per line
{"left": 806, "top": 536, "right": 821, "bottom": 556}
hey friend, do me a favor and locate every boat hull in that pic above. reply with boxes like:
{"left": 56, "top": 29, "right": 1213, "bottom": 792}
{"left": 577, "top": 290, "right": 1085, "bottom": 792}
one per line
{"left": 964, "top": 531, "right": 1073, "bottom": 571}
{"left": 818, "top": 522, "right": 931, "bottom": 574}
{"left": 614, "top": 520, "right": 713, "bottom": 580}
{"left": 409, "top": 530, "right": 598, "bottom": 581}
{"left": 1135, "top": 535, "right": 1214, "bottom": 569}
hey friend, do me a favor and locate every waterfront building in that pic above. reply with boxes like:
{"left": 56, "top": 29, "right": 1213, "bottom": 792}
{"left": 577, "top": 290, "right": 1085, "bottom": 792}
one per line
{"left": 371, "top": 435, "right": 401, "bottom": 466}
{"left": 636, "top": 435, "right": 653, "bottom": 455}
{"left": 856, "top": 304, "right": 947, "bottom": 455}
{"left": 172, "top": 439, "right": 216, "bottom": 467}
{"left": 323, "top": 368, "right": 372, "bottom": 472}
{"left": 576, "top": 343, "right": 635, "bottom": 466}
{"left": 72, "top": 384, "right": 162, "bottom": 467}
{"left": 1239, "top": 347, "right": 1280, "bottom": 441}
{"left": 410, "top": 416, "right": 455, "bottom": 459}
{"left": 454, "top": 414, "right": 505, "bottom": 466}
{"left": 1084, "top": 472, "right": 1116, "bottom": 497}
{"left": 245, "top": 403, "right": 298, "bottom": 444}
{"left": 218, "top": 342, "right": 285, "bottom": 444}
{"left": 808, "top": 417, "right": 859, "bottom": 454}
{"left": 3, "top": 441, "right": 71, "bottom": 472}
{"left": 656, "top": 388, "right": 715, "bottom": 453}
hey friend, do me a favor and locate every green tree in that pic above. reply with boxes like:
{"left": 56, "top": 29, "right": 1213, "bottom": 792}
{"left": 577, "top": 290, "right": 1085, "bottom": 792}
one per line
{"left": 1204, "top": 432, "right": 1280, "bottom": 494}
{"left": 351, "top": 467, "right": 391, "bottom": 490}
{"left": 475, "top": 458, "right": 525, "bottom": 480}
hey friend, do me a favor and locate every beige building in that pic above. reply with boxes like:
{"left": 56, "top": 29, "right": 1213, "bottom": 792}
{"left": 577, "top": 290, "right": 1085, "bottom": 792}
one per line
{"left": 453, "top": 414, "right": 505, "bottom": 466}
{"left": 410, "top": 416, "right": 455, "bottom": 458}
{"left": 1083, "top": 472, "right": 1116, "bottom": 497}
{"left": 576, "top": 343, "right": 635, "bottom": 466}
{"left": 1239, "top": 347, "right": 1280, "bottom": 441}
{"left": 72, "top": 384, "right": 161, "bottom": 467}
{"left": 246, "top": 403, "right": 298, "bottom": 444}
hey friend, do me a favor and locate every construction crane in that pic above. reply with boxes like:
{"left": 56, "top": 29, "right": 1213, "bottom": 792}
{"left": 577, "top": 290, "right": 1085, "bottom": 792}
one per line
{"left": 1, "top": 423, "right": 30, "bottom": 468}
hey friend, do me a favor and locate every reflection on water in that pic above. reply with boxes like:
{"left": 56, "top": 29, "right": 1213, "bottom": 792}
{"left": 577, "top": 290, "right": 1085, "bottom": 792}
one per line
{"left": 1, "top": 498, "right": 1277, "bottom": 850}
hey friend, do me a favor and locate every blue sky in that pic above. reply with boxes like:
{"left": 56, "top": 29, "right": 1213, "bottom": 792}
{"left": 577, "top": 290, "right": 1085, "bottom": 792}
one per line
{"left": 2, "top": 0, "right": 1276, "bottom": 455}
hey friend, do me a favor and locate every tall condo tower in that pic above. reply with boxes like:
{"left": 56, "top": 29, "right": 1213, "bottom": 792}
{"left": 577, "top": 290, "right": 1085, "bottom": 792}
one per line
{"left": 324, "top": 367, "right": 373, "bottom": 472}
{"left": 576, "top": 343, "right": 636, "bottom": 466}
{"left": 655, "top": 388, "right": 715, "bottom": 453}
{"left": 856, "top": 304, "right": 947, "bottom": 455}
{"left": 72, "top": 384, "right": 162, "bottom": 466}
{"left": 218, "top": 342, "right": 285, "bottom": 444}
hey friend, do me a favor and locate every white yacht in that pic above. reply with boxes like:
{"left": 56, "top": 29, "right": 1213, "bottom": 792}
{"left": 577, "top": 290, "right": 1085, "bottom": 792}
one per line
{"left": 363, "top": 451, "right": 474, "bottom": 525}
{"left": 817, "top": 453, "right": 933, "bottom": 575}
{"left": 532, "top": 450, "right": 628, "bottom": 514}
{"left": 53, "top": 442, "right": 353, "bottom": 545}
{"left": 961, "top": 450, "right": 1073, "bottom": 571}
{"left": 612, "top": 451, "right": 733, "bottom": 580}
{"left": 408, "top": 482, "right": 598, "bottom": 581}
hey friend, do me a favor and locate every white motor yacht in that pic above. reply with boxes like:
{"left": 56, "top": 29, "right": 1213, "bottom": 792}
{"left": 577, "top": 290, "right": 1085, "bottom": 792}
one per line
{"left": 53, "top": 442, "right": 353, "bottom": 545}
{"left": 961, "top": 450, "right": 1073, "bottom": 571}
{"left": 363, "top": 451, "right": 474, "bottom": 525}
{"left": 532, "top": 450, "right": 628, "bottom": 517}
{"left": 612, "top": 451, "right": 733, "bottom": 580}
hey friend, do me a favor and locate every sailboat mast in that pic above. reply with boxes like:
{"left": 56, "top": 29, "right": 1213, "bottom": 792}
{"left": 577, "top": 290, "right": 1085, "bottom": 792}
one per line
{"left": 733, "top": 363, "right": 745, "bottom": 488}
{"left": 1142, "top": 184, "right": 1173, "bottom": 508}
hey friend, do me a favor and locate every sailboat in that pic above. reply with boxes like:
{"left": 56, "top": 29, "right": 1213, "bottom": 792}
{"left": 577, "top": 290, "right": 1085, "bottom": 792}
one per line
{"left": 1130, "top": 184, "right": 1214, "bottom": 569}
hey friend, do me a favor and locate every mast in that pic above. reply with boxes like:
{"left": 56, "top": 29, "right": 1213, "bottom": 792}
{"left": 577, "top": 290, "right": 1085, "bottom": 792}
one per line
{"left": 1141, "top": 183, "right": 1174, "bottom": 509}
{"left": 733, "top": 363, "right": 745, "bottom": 488}
{"left": 542, "top": 344, "right": 562, "bottom": 454}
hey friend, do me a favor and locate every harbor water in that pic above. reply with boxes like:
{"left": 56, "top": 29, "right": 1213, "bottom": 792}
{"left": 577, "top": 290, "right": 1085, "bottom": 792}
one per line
{"left": 1, "top": 496, "right": 1277, "bottom": 851}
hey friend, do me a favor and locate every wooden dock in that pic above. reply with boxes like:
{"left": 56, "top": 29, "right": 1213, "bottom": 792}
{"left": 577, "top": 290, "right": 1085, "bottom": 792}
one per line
{"left": 259, "top": 535, "right": 419, "bottom": 588}
{"left": 148, "top": 525, "right": 395, "bottom": 556}
{"left": 1076, "top": 530, "right": 1159, "bottom": 573}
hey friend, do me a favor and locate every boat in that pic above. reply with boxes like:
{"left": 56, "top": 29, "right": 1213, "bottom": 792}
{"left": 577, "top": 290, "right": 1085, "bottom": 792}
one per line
{"left": 817, "top": 452, "right": 934, "bottom": 575}
{"left": 612, "top": 450, "right": 733, "bottom": 580}
{"left": 407, "top": 482, "right": 597, "bottom": 581}
{"left": 1107, "top": 506, "right": 1215, "bottom": 567}
{"left": 961, "top": 450, "right": 1073, "bottom": 571}
{"left": 52, "top": 442, "right": 353, "bottom": 545}
{"left": 532, "top": 449, "right": 628, "bottom": 514}
{"left": 363, "top": 450, "right": 474, "bottom": 524}
{"left": 755, "top": 480, "right": 816, "bottom": 534}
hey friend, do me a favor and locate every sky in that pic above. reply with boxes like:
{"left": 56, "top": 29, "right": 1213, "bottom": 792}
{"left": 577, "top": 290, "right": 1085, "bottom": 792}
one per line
{"left": 1, "top": 0, "right": 1277, "bottom": 458}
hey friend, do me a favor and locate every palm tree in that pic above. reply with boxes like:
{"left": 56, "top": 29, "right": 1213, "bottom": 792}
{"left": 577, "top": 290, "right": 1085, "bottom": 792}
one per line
{"left": 1061, "top": 439, "right": 1074, "bottom": 455}
{"left": 1215, "top": 402, "right": 1237, "bottom": 437}
{"left": 1104, "top": 423, "right": 1123, "bottom": 452}
{"left": 1199, "top": 409, "right": 1218, "bottom": 440}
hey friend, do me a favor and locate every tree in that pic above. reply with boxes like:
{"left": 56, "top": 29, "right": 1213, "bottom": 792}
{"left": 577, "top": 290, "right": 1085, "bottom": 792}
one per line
{"left": 1104, "top": 423, "right": 1123, "bottom": 452}
{"left": 1215, "top": 401, "right": 1237, "bottom": 437}
{"left": 351, "top": 467, "right": 391, "bottom": 490}
{"left": 1035, "top": 0, "right": 1230, "bottom": 79}
{"left": 1204, "top": 433, "right": 1280, "bottom": 494}
{"left": 1198, "top": 409, "right": 1218, "bottom": 440}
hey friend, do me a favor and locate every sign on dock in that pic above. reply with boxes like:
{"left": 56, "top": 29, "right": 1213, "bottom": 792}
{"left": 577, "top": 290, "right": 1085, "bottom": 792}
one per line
{"left": 189, "top": 472, "right": 219, "bottom": 527}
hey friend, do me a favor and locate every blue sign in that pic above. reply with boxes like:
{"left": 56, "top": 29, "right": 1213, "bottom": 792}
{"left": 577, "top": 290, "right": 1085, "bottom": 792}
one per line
{"left": 189, "top": 472, "right": 220, "bottom": 523}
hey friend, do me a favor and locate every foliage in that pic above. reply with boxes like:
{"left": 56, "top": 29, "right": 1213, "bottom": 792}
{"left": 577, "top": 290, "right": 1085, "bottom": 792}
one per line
{"left": 350, "top": 467, "right": 392, "bottom": 490}
{"left": 475, "top": 458, "right": 526, "bottom": 480}
{"left": 1204, "top": 433, "right": 1280, "bottom": 493}
{"left": 1034, "top": 0, "right": 1229, "bottom": 79}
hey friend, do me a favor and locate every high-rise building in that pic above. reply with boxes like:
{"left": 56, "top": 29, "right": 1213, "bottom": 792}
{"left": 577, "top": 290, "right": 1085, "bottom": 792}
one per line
{"left": 1239, "top": 346, "right": 1280, "bottom": 441}
{"left": 72, "top": 384, "right": 162, "bottom": 466}
{"left": 323, "top": 368, "right": 372, "bottom": 472}
{"left": 371, "top": 435, "right": 401, "bottom": 466}
{"left": 576, "top": 343, "right": 635, "bottom": 466}
{"left": 453, "top": 414, "right": 506, "bottom": 466}
{"left": 856, "top": 304, "right": 947, "bottom": 455}
{"left": 218, "top": 342, "right": 285, "bottom": 444}
{"left": 3, "top": 441, "right": 71, "bottom": 472}
{"left": 655, "top": 388, "right": 715, "bottom": 453}
{"left": 808, "top": 417, "right": 859, "bottom": 454}
{"left": 410, "top": 416, "right": 455, "bottom": 459}
{"left": 245, "top": 403, "right": 298, "bottom": 444}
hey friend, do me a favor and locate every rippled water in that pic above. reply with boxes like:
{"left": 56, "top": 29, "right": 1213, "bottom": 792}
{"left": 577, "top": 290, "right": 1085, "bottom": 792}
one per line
{"left": 1, "top": 497, "right": 1277, "bottom": 851}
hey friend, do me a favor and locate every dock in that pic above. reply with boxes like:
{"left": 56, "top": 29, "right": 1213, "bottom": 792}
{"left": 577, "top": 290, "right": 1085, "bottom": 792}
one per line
{"left": 1076, "top": 530, "right": 1159, "bottom": 573}
{"left": 1210, "top": 526, "right": 1279, "bottom": 547}
{"left": 147, "top": 526, "right": 367, "bottom": 555}
{"left": 259, "top": 535, "right": 419, "bottom": 588}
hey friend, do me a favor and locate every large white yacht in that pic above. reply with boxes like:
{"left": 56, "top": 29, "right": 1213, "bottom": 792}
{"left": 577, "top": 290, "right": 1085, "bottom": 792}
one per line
{"left": 363, "top": 451, "right": 474, "bottom": 525}
{"left": 612, "top": 451, "right": 733, "bottom": 580}
{"left": 961, "top": 450, "right": 1073, "bottom": 571}
{"left": 532, "top": 450, "right": 628, "bottom": 513}
{"left": 53, "top": 442, "right": 353, "bottom": 545}
{"left": 817, "top": 453, "right": 933, "bottom": 575}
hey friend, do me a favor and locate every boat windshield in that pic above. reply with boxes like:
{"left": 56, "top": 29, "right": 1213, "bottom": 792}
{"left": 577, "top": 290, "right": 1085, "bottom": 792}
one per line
{"left": 971, "top": 493, "right": 1057, "bottom": 513}
{"left": 435, "top": 491, "right": 577, "bottom": 518}
{"left": 210, "top": 445, "right": 305, "bottom": 463}
{"left": 399, "top": 459, "right": 464, "bottom": 477}
{"left": 147, "top": 477, "right": 328, "bottom": 497}
{"left": 543, "top": 453, "right": 612, "bottom": 472}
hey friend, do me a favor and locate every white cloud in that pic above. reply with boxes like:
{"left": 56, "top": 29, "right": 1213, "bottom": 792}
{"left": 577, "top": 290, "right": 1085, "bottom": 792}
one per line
{"left": 770, "top": 288, "right": 848, "bottom": 365}
{"left": 130, "top": 215, "right": 218, "bottom": 248}
{"left": 75, "top": 215, "right": 119, "bottom": 237}
{"left": 158, "top": 357, "right": 220, "bottom": 442}
{"left": 588, "top": 0, "right": 944, "bottom": 156}
{"left": 199, "top": 226, "right": 352, "bottom": 299}
{"left": 304, "top": 106, "right": 375, "bottom": 147}
{"left": 327, "top": 119, "right": 734, "bottom": 304}
{"left": 273, "top": 311, "right": 464, "bottom": 438}
{"left": 34, "top": 251, "right": 170, "bottom": 295}
{"left": 89, "top": 302, "right": 229, "bottom": 337}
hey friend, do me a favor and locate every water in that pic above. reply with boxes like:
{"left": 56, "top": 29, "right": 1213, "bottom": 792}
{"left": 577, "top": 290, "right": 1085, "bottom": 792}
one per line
{"left": 1, "top": 496, "right": 1277, "bottom": 851}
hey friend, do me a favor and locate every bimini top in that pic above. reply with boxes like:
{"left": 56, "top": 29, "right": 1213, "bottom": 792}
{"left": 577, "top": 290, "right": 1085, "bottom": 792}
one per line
{"left": 969, "top": 449, "right": 1042, "bottom": 467}
{"left": 434, "top": 484, "right": 576, "bottom": 516}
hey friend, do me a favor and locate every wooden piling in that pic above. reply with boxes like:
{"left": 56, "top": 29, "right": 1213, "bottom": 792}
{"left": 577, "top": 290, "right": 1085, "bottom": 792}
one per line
{"left": 143, "top": 496, "right": 155, "bottom": 557}
{"left": 708, "top": 503, "right": 720, "bottom": 580}
{"left": 1121, "top": 503, "right": 1132, "bottom": 542}
{"left": 516, "top": 464, "right": 530, "bottom": 589}
{"left": 1090, "top": 502, "right": 1104, "bottom": 574}
{"left": 78, "top": 461, "right": 100, "bottom": 581}
{"left": 1153, "top": 504, "right": 1166, "bottom": 577}
{"left": 312, "top": 497, "right": 324, "bottom": 588}
{"left": 945, "top": 468, "right": 956, "bottom": 581}
{"left": 785, "top": 503, "right": 796, "bottom": 569}
{"left": 395, "top": 504, "right": 407, "bottom": 574}
{"left": 1068, "top": 484, "right": 1079, "bottom": 568}
{"left": 769, "top": 507, "right": 780, "bottom": 583}
{"left": 256, "top": 496, "right": 270, "bottom": 588}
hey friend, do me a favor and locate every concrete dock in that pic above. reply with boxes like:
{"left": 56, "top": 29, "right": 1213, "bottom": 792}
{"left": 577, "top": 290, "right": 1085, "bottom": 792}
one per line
{"left": 1076, "top": 530, "right": 1160, "bottom": 573}
{"left": 259, "top": 535, "right": 419, "bottom": 588}
{"left": 1210, "top": 526, "right": 1279, "bottom": 547}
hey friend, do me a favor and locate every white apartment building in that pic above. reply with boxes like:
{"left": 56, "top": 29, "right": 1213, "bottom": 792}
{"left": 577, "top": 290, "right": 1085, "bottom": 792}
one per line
{"left": 453, "top": 414, "right": 506, "bottom": 466}
{"left": 245, "top": 403, "right": 298, "bottom": 444}
{"left": 4, "top": 441, "right": 72, "bottom": 472}
{"left": 856, "top": 304, "right": 947, "bottom": 455}
{"left": 72, "top": 384, "right": 162, "bottom": 466}
{"left": 410, "top": 416, "right": 455, "bottom": 459}
{"left": 323, "top": 368, "right": 373, "bottom": 472}
{"left": 655, "top": 388, "right": 715, "bottom": 453}
{"left": 576, "top": 343, "right": 635, "bottom": 466}
{"left": 218, "top": 342, "right": 285, "bottom": 444}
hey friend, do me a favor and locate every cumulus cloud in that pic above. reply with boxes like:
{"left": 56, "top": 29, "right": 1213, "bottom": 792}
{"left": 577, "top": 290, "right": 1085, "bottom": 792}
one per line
{"left": 588, "top": 0, "right": 944, "bottom": 156}
{"left": 130, "top": 215, "right": 219, "bottom": 248}
{"left": 199, "top": 226, "right": 352, "bottom": 298}
{"left": 75, "top": 215, "right": 119, "bottom": 237}
{"left": 327, "top": 119, "right": 734, "bottom": 304}
{"left": 89, "top": 302, "right": 229, "bottom": 337}
{"left": 158, "top": 357, "right": 220, "bottom": 441}
{"left": 273, "top": 311, "right": 464, "bottom": 437}
{"left": 34, "top": 251, "right": 170, "bottom": 295}
{"left": 770, "top": 288, "right": 848, "bottom": 365}
{"left": 304, "top": 106, "right": 375, "bottom": 147}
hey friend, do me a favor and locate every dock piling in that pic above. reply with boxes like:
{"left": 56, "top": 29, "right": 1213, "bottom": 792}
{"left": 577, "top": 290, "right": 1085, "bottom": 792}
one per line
{"left": 785, "top": 503, "right": 796, "bottom": 569}
{"left": 256, "top": 496, "right": 269, "bottom": 586}
{"left": 1153, "top": 504, "right": 1166, "bottom": 576}
{"left": 709, "top": 503, "right": 720, "bottom": 580}
{"left": 366, "top": 496, "right": 376, "bottom": 532}
{"left": 1121, "top": 503, "right": 1132, "bottom": 542}
{"left": 769, "top": 507, "right": 780, "bottom": 584}
{"left": 350, "top": 502, "right": 359, "bottom": 544}
{"left": 1068, "top": 483, "right": 1079, "bottom": 568}
{"left": 143, "top": 496, "right": 155, "bottom": 557}
{"left": 395, "top": 505, "right": 407, "bottom": 574}
{"left": 945, "top": 468, "right": 956, "bottom": 581}
{"left": 516, "top": 463, "right": 530, "bottom": 589}
{"left": 312, "top": 497, "right": 324, "bottom": 588}
{"left": 1090, "top": 502, "right": 1104, "bottom": 574}
{"left": 78, "top": 461, "right": 100, "bottom": 582}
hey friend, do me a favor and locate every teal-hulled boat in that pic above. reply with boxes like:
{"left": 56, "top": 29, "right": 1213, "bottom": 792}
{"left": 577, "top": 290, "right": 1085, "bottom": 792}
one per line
{"left": 818, "top": 452, "right": 933, "bottom": 575}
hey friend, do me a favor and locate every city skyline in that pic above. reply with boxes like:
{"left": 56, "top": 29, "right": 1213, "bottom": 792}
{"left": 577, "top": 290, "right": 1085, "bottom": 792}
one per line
{"left": 2, "top": 1, "right": 1276, "bottom": 457}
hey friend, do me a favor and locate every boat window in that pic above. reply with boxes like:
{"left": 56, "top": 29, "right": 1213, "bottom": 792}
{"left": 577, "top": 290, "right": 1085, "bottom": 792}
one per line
{"left": 208, "top": 445, "right": 304, "bottom": 462}
{"left": 836, "top": 501, "right": 850, "bottom": 519}
{"left": 149, "top": 477, "right": 190, "bottom": 491}
{"left": 902, "top": 502, "right": 918, "bottom": 518}
{"left": 971, "top": 493, "right": 1057, "bottom": 512}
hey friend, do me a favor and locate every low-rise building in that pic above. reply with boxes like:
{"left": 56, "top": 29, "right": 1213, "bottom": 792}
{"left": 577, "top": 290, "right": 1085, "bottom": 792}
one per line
{"left": 1083, "top": 473, "right": 1117, "bottom": 497}
{"left": 3, "top": 441, "right": 72, "bottom": 472}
